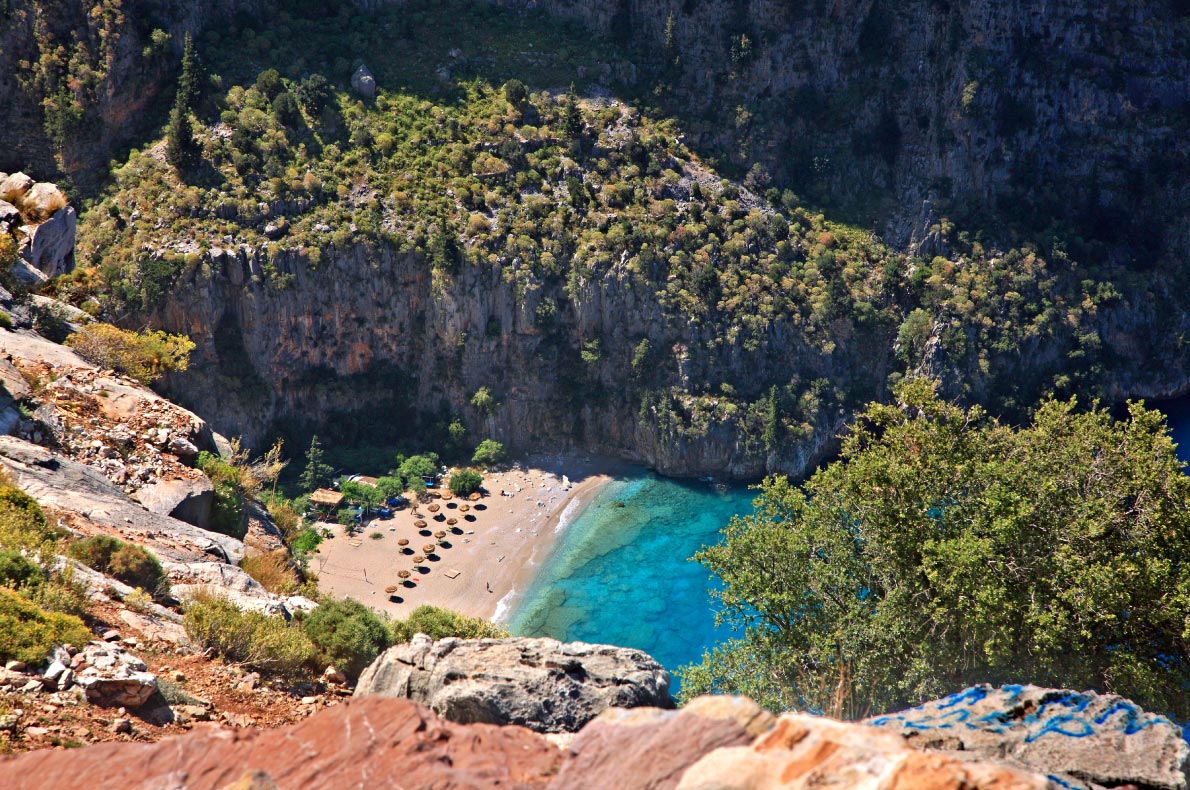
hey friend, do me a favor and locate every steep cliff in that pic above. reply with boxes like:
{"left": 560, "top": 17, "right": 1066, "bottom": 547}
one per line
{"left": 53, "top": 0, "right": 1190, "bottom": 479}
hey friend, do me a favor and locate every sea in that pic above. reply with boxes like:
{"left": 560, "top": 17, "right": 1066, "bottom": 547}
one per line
{"left": 505, "top": 470, "right": 756, "bottom": 692}
{"left": 505, "top": 400, "right": 1190, "bottom": 694}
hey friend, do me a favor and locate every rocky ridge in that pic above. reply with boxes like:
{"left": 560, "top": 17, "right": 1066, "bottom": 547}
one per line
{"left": 1, "top": 683, "right": 1186, "bottom": 790}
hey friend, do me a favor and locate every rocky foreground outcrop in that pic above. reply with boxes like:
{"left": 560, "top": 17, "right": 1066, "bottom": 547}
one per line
{"left": 6, "top": 686, "right": 1183, "bottom": 790}
{"left": 868, "top": 684, "right": 1190, "bottom": 790}
{"left": 354, "top": 634, "right": 673, "bottom": 732}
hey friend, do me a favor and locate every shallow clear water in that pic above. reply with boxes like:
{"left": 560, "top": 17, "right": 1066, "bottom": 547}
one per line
{"left": 506, "top": 470, "right": 756, "bottom": 691}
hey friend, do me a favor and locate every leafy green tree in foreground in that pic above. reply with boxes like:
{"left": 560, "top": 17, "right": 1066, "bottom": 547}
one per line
{"left": 680, "top": 378, "right": 1190, "bottom": 721}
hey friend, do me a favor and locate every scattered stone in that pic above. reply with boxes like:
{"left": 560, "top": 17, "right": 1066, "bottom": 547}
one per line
{"left": 42, "top": 660, "right": 67, "bottom": 683}
{"left": 0, "top": 714, "right": 19, "bottom": 731}
{"left": 5, "top": 660, "right": 26, "bottom": 673}
{"left": 102, "top": 630, "right": 121, "bottom": 642}
{"left": 23, "top": 726, "right": 50, "bottom": 738}
{"left": 20, "top": 680, "right": 42, "bottom": 693}
{"left": 355, "top": 635, "right": 673, "bottom": 733}
{"left": 73, "top": 642, "right": 156, "bottom": 708}
{"left": 220, "top": 770, "right": 281, "bottom": 790}
{"left": 869, "top": 685, "right": 1190, "bottom": 790}
{"left": 301, "top": 696, "right": 319, "bottom": 705}
{"left": 110, "top": 718, "right": 131, "bottom": 734}
{"left": 170, "top": 670, "right": 186, "bottom": 683}
{"left": 322, "top": 665, "right": 346, "bottom": 685}
{"left": 238, "top": 671, "right": 260, "bottom": 691}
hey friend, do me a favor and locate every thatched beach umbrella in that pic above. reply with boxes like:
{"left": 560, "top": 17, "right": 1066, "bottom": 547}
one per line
{"left": 441, "top": 491, "right": 453, "bottom": 501}
{"left": 428, "top": 503, "right": 440, "bottom": 513}
{"left": 468, "top": 492, "right": 481, "bottom": 501}
{"left": 446, "top": 518, "right": 457, "bottom": 526}
{"left": 422, "top": 544, "right": 436, "bottom": 554}
{"left": 397, "top": 569, "right": 411, "bottom": 579}
{"left": 414, "top": 520, "right": 427, "bottom": 529}
{"left": 397, "top": 537, "right": 409, "bottom": 546}
{"left": 434, "top": 530, "right": 447, "bottom": 539}
{"left": 385, "top": 585, "right": 398, "bottom": 594}
{"left": 412, "top": 555, "right": 425, "bottom": 564}
{"left": 459, "top": 504, "right": 470, "bottom": 512}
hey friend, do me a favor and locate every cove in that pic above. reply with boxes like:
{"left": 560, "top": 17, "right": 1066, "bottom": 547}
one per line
{"left": 505, "top": 469, "right": 756, "bottom": 691}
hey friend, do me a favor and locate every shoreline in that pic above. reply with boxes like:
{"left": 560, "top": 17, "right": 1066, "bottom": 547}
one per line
{"left": 310, "top": 453, "right": 627, "bottom": 623}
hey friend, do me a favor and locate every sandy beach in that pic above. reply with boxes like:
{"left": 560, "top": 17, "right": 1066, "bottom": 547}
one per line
{"left": 310, "top": 454, "right": 624, "bottom": 622}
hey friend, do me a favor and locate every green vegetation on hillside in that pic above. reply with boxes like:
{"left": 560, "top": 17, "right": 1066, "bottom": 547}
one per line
{"left": 58, "top": 0, "right": 1156, "bottom": 453}
{"left": 680, "top": 379, "right": 1190, "bottom": 720}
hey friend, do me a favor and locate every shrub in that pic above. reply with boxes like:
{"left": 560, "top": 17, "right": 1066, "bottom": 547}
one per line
{"left": 67, "top": 536, "right": 169, "bottom": 596}
{"left": 471, "top": 439, "right": 505, "bottom": 467}
{"left": 241, "top": 551, "right": 298, "bottom": 595}
{"left": 0, "top": 549, "right": 47, "bottom": 591}
{"left": 267, "top": 498, "right": 303, "bottom": 542}
{"left": 448, "top": 469, "right": 483, "bottom": 497}
{"left": 389, "top": 605, "right": 508, "bottom": 644}
{"left": 65, "top": 324, "right": 194, "bottom": 385}
{"left": 300, "top": 597, "right": 390, "bottom": 679}
{"left": 0, "top": 481, "right": 55, "bottom": 551}
{"left": 290, "top": 526, "right": 323, "bottom": 557}
{"left": 183, "top": 591, "right": 315, "bottom": 675}
{"left": 0, "top": 587, "right": 91, "bottom": 665}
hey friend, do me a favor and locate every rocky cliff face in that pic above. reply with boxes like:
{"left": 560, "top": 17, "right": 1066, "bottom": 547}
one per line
{"left": 489, "top": 0, "right": 1190, "bottom": 253}
{"left": 149, "top": 240, "right": 864, "bottom": 478}
{"left": 0, "top": 0, "right": 266, "bottom": 189}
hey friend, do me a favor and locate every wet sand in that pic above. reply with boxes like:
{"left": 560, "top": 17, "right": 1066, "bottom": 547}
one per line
{"left": 311, "top": 453, "right": 626, "bottom": 622}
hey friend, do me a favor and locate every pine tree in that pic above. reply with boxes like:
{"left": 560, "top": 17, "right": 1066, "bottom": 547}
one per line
{"left": 165, "top": 34, "right": 201, "bottom": 174}
{"left": 164, "top": 93, "right": 200, "bottom": 172}
{"left": 561, "top": 87, "right": 583, "bottom": 140}
{"left": 299, "top": 435, "right": 333, "bottom": 492}
{"left": 178, "top": 34, "right": 201, "bottom": 109}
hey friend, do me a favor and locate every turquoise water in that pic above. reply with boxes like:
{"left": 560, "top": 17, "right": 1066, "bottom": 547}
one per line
{"left": 506, "top": 470, "right": 756, "bottom": 690}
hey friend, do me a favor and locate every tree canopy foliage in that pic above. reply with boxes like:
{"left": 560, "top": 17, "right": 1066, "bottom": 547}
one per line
{"left": 681, "top": 378, "right": 1190, "bottom": 721}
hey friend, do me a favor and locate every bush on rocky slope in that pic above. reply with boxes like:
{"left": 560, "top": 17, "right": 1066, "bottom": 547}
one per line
{"left": 0, "top": 586, "right": 90, "bottom": 665}
{"left": 66, "top": 535, "right": 170, "bottom": 597}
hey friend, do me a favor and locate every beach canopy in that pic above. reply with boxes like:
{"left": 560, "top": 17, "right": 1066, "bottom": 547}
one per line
{"left": 397, "top": 570, "right": 411, "bottom": 579}
{"left": 468, "top": 493, "right": 481, "bottom": 501}
{"left": 397, "top": 538, "right": 409, "bottom": 546}
{"left": 422, "top": 544, "right": 436, "bottom": 554}
{"left": 427, "top": 503, "right": 440, "bottom": 512}
{"left": 459, "top": 504, "right": 470, "bottom": 512}
{"left": 446, "top": 518, "right": 457, "bottom": 526}
{"left": 441, "top": 492, "right": 453, "bottom": 500}
{"left": 435, "top": 530, "right": 447, "bottom": 538}
{"left": 414, "top": 520, "right": 428, "bottom": 528}
{"left": 311, "top": 488, "right": 344, "bottom": 508}
{"left": 412, "top": 555, "right": 425, "bottom": 563}
{"left": 384, "top": 585, "right": 398, "bottom": 593}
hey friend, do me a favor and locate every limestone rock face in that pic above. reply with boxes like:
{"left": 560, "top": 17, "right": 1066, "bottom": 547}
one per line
{"left": 868, "top": 685, "right": 1190, "bottom": 790}
{"left": 20, "top": 204, "right": 76, "bottom": 278}
{"left": 19, "top": 182, "right": 66, "bottom": 222}
{"left": 0, "top": 697, "right": 564, "bottom": 790}
{"left": 355, "top": 634, "right": 673, "bottom": 732}
{"left": 132, "top": 475, "right": 215, "bottom": 529}
{"left": 350, "top": 64, "right": 376, "bottom": 100}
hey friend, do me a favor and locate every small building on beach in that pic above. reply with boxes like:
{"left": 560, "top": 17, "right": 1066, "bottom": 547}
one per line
{"left": 310, "top": 488, "right": 345, "bottom": 516}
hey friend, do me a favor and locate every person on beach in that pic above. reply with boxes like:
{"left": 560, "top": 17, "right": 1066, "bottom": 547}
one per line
{"left": 486, "top": 582, "right": 492, "bottom": 593}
